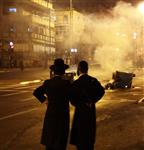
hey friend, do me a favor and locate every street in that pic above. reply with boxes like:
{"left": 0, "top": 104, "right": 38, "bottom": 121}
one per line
{"left": 0, "top": 67, "right": 144, "bottom": 150}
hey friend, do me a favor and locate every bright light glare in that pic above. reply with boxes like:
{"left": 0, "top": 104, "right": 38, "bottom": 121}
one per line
{"left": 71, "top": 48, "right": 77, "bottom": 52}
{"left": 9, "top": 8, "right": 17, "bottom": 12}
{"left": 9, "top": 41, "right": 14, "bottom": 48}
{"left": 122, "top": 34, "right": 126, "bottom": 37}
{"left": 133, "top": 32, "right": 137, "bottom": 39}
{"left": 138, "top": 2, "right": 144, "bottom": 14}
{"left": 20, "top": 81, "right": 29, "bottom": 85}
{"left": 20, "top": 80, "right": 41, "bottom": 85}
{"left": 116, "top": 32, "right": 120, "bottom": 36}
{"left": 9, "top": 42, "right": 14, "bottom": 46}
{"left": 33, "top": 80, "right": 41, "bottom": 83}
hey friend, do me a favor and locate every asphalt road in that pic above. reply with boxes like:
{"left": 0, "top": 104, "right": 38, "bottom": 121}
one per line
{"left": 0, "top": 67, "right": 144, "bottom": 150}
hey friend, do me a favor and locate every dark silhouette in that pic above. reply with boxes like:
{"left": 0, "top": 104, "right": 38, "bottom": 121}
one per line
{"left": 70, "top": 60, "right": 105, "bottom": 150}
{"left": 19, "top": 60, "right": 24, "bottom": 71}
{"left": 33, "top": 58, "right": 70, "bottom": 150}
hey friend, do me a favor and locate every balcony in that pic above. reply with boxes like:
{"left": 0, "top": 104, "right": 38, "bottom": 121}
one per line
{"left": 31, "top": 0, "right": 52, "bottom": 9}
{"left": 14, "top": 0, "right": 53, "bottom": 11}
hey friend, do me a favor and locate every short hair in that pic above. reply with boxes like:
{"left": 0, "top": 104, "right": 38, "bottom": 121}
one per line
{"left": 78, "top": 60, "right": 88, "bottom": 73}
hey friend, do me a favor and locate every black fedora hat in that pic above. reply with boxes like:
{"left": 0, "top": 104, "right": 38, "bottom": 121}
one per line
{"left": 50, "top": 58, "right": 69, "bottom": 74}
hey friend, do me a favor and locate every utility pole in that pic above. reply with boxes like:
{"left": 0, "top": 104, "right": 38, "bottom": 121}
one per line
{"left": 70, "top": 0, "right": 73, "bottom": 11}
{"left": 44, "top": 0, "right": 52, "bottom": 68}
{"left": 138, "top": 2, "right": 144, "bottom": 67}
{"left": 70, "top": 0, "right": 73, "bottom": 48}
{"left": 70, "top": 0, "right": 73, "bottom": 64}
{"left": 49, "top": 0, "right": 51, "bottom": 54}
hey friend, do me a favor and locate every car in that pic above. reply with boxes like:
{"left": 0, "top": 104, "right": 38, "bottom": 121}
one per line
{"left": 50, "top": 70, "right": 76, "bottom": 83}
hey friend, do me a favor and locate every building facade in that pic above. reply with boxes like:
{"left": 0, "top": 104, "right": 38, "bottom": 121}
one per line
{"left": 55, "top": 9, "right": 85, "bottom": 64}
{"left": 0, "top": 0, "right": 55, "bottom": 68}
{"left": 53, "top": 0, "right": 141, "bottom": 13}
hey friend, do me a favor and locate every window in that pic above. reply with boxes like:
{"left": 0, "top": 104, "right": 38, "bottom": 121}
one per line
{"left": 63, "top": 15, "right": 68, "bottom": 24}
{"left": 3, "top": 6, "right": 17, "bottom": 15}
{"left": 8, "top": 8, "right": 17, "bottom": 12}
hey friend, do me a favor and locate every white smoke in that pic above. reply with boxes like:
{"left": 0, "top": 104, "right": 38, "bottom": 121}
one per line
{"left": 72, "top": 1, "right": 142, "bottom": 73}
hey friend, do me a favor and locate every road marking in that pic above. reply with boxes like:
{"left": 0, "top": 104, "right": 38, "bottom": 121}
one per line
{"left": 0, "top": 80, "right": 42, "bottom": 90}
{"left": 20, "top": 80, "right": 41, "bottom": 85}
{"left": 14, "top": 85, "right": 37, "bottom": 90}
{"left": 20, "top": 97, "right": 35, "bottom": 102}
{"left": 137, "top": 97, "right": 144, "bottom": 103}
{"left": 97, "top": 99, "right": 138, "bottom": 103}
{"left": 131, "top": 93, "right": 140, "bottom": 96}
{"left": 0, "top": 84, "right": 20, "bottom": 89}
{"left": 0, "top": 108, "right": 39, "bottom": 121}
{"left": 0, "top": 85, "right": 37, "bottom": 91}
{"left": 120, "top": 99, "right": 137, "bottom": 103}
{"left": 0, "top": 89, "right": 16, "bottom": 92}
{"left": 1, "top": 91, "right": 31, "bottom": 96}
{"left": 97, "top": 114, "right": 111, "bottom": 122}
{"left": 106, "top": 90, "right": 117, "bottom": 93}
{"left": 0, "top": 70, "right": 10, "bottom": 73}
{"left": 134, "top": 86, "right": 142, "bottom": 89}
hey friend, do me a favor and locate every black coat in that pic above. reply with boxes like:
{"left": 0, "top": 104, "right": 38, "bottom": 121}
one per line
{"left": 70, "top": 74, "right": 105, "bottom": 147}
{"left": 33, "top": 76, "right": 71, "bottom": 149}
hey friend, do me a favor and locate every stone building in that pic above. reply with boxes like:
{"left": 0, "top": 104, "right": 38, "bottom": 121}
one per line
{"left": 55, "top": 9, "right": 85, "bottom": 64}
{"left": 0, "top": 0, "right": 55, "bottom": 68}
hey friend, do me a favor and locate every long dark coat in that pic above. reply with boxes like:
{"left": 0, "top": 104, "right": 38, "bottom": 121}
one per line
{"left": 70, "top": 74, "right": 105, "bottom": 148}
{"left": 33, "top": 76, "right": 71, "bottom": 149}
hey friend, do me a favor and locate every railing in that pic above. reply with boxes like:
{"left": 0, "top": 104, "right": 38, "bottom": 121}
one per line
{"left": 30, "top": 0, "right": 52, "bottom": 9}
{"left": 32, "top": 15, "right": 49, "bottom": 26}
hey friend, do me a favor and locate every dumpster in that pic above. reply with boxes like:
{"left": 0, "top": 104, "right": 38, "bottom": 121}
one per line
{"left": 105, "top": 71, "right": 135, "bottom": 89}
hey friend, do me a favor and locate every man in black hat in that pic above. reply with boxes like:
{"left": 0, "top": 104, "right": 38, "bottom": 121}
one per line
{"left": 33, "top": 58, "right": 70, "bottom": 150}
{"left": 70, "top": 60, "right": 105, "bottom": 150}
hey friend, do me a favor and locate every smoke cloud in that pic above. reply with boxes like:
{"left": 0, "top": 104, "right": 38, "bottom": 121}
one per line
{"left": 71, "top": 1, "right": 142, "bottom": 74}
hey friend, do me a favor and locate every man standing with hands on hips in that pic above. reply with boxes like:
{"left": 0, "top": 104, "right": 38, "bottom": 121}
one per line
{"left": 70, "top": 60, "right": 105, "bottom": 150}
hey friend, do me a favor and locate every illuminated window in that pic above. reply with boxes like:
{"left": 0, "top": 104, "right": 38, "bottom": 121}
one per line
{"left": 9, "top": 8, "right": 17, "bottom": 13}
{"left": 9, "top": 41, "right": 14, "bottom": 48}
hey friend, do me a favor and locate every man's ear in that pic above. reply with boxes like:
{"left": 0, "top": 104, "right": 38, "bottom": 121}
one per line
{"left": 77, "top": 69, "right": 80, "bottom": 76}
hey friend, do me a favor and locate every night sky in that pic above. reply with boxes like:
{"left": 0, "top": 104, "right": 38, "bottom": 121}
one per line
{"left": 51, "top": 0, "right": 143, "bottom": 13}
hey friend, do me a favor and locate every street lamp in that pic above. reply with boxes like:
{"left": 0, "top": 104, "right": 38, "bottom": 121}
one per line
{"left": 70, "top": 0, "right": 73, "bottom": 48}
{"left": 138, "top": 2, "right": 144, "bottom": 47}
{"left": 137, "top": 2, "right": 144, "bottom": 67}
{"left": 69, "top": 0, "right": 73, "bottom": 64}
{"left": 138, "top": 2, "right": 144, "bottom": 14}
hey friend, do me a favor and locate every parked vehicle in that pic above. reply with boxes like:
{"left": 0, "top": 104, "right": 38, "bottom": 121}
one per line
{"left": 50, "top": 70, "right": 76, "bottom": 83}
